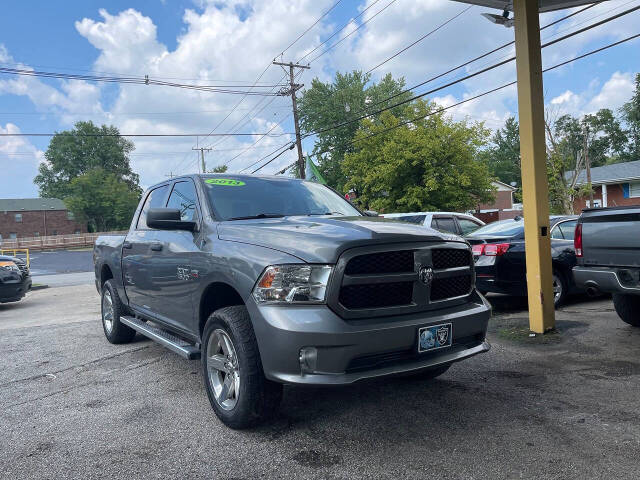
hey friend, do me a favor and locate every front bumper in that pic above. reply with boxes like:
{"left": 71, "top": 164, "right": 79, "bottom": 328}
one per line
{"left": 476, "top": 276, "right": 527, "bottom": 296}
{"left": 247, "top": 291, "right": 491, "bottom": 385}
{"left": 573, "top": 266, "right": 640, "bottom": 295}
{"left": 0, "top": 276, "right": 32, "bottom": 302}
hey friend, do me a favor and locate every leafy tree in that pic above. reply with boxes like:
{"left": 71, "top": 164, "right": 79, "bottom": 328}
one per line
{"left": 35, "top": 121, "right": 140, "bottom": 199}
{"left": 64, "top": 168, "right": 140, "bottom": 232}
{"left": 620, "top": 73, "right": 640, "bottom": 161}
{"left": 298, "top": 71, "right": 413, "bottom": 191}
{"left": 208, "top": 164, "right": 228, "bottom": 173}
{"left": 479, "top": 116, "right": 521, "bottom": 200}
{"left": 342, "top": 100, "right": 494, "bottom": 213}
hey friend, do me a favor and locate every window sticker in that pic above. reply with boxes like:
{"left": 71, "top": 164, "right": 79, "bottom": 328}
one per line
{"left": 205, "top": 178, "right": 245, "bottom": 187}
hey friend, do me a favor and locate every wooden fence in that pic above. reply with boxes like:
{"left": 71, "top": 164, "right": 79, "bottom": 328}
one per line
{"left": 0, "top": 231, "right": 126, "bottom": 251}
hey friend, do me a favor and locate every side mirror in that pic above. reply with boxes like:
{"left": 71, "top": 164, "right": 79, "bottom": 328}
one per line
{"left": 147, "top": 208, "right": 196, "bottom": 231}
{"left": 364, "top": 210, "right": 379, "bottom": 217}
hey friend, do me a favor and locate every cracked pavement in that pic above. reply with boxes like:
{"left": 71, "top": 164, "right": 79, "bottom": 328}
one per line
{"left": 1, "top": 286, "right": 640, "bottom": 479}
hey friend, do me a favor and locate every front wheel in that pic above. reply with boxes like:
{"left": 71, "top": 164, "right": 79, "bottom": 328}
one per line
{"left": 201, "top": 306, "right": 282, "bottom": 429}
{"left": 613, "top": 294, "right": 640, "bottom": 327}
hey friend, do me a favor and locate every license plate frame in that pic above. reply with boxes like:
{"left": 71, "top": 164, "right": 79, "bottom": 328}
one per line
{"left": 418, "top": 323, "right": 453, "bottom": 353}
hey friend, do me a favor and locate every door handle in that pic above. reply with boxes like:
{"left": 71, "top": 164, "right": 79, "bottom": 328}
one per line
{"left": 123, "top": 241, "right": 132, "bottom": 250}
{"left": 150, "top": 242, "right": 163, "bottom": 252}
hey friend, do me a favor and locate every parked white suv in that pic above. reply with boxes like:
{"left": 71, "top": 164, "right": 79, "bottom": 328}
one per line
{"left": 380, "top": 212, "right": 484, "bottom": 236}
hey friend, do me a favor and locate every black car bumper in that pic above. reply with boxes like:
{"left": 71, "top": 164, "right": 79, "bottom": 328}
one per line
{"left": 476, "top": 275, "right": 527, "bottom": 296}
{"left": 0, "top": 277, "right": 32, "bottom": 302}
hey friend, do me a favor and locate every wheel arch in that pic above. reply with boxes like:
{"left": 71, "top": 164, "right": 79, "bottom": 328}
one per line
{"left": 199, "top": 282, "right": 245, "bottom": 339}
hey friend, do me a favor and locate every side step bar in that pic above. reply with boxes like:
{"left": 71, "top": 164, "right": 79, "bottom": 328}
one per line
{"left": 120, "top": 316, "right": 201, "bottom": 360}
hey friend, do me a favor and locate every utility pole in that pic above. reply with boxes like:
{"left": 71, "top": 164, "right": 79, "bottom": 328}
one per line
{"left": 165, "top": 172, "right": 175, "bottom": 179}
{"left": 273, "top": 60, "right": 310, "bottom": 178}
{"left": 192, "top": 147, "right": 212, "bottom": 173}
{"left": 583, "top": 125, "right": 594, "bottom": 207}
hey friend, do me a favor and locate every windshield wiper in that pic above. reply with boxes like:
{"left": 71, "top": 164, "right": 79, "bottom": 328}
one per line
{"left": 228, "top": 213, "right": 285, "bottom": 221}
{"left": 307, "top": 211, "right": 345, "bottom": 216}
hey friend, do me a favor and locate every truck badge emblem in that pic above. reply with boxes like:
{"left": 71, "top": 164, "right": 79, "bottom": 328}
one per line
{"left": 419, "top": 266, "right": 434, "bottom": 286}
{"left": 437, "top": 326, "right": 449, "bottom": 345}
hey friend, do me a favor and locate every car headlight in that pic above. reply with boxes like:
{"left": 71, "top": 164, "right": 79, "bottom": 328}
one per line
{"left": 0, "top": 261, "right": 20, "bottom": 273}
{"left": 253, "top": 265, "right": 333, "bottom": 304}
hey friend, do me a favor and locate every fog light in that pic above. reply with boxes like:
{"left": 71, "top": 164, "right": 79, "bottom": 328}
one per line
{"left": 299, "top": 347, "right": 318, "bottom": 374}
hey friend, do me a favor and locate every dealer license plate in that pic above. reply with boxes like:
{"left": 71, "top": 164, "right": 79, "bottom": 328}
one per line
{"left": 418, "top": 323, "right": 452, "bottom": 353}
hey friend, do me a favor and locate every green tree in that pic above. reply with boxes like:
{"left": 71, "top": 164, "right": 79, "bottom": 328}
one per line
{"left": 208, "top": 164, "right": 228, "bottom": 173}
{"left": 64, "top": 168, "right": 141, "bottom": 232}
{"left": 620, "top": 73, "right": 640, "bottom": 161}
{"left": 298, "top": 71, "right": 413, "bottom": 191}
{"left": 35, "top": 121, "right": 140, "bottom": 199}
{"left": 342, "top": 100, "right": 494, "bottom": 213}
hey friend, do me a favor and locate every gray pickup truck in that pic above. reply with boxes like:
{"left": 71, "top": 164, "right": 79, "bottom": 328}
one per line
{"left": 573, "top": 205, "right": 640, "bottom": 327}
{"left": 94, "top": 174, "right": 491, "bottom": 428}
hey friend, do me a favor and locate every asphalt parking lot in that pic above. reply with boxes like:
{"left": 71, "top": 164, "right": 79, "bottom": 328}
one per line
{"left": 1, "top": 286, "right": 639, "bottom": 479}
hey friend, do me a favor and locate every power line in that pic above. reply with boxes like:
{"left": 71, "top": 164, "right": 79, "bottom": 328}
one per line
{"left": 253, "top": 32, "right": 640, "bottom": 173}
{"left": 238, "top": 142, "right": 296, "bottom": 173}
{"left": 251, "top": 143, "right": 296, "bottom": 173}
{"left": 0, "top": 66, "right": 286, "bottom": 95}
{"left": 307, "top": 0, "right": 399, "bottom": 63}
{"left": 278, "top": 0, "right": 344, "bottom": 58}
{"left": 301, "top": 4, "right": 640, "bottom": 140}
{"left": 365, "top": 4, "right": 474, "bottom": 74}
{"left": 297, "top": 0, "right": 386, "bottom": 63}
{"left": 0, "top": 105, "right": 292, "bottom": 116}
{"left": 0, "top": 132, "right": 293, "bottom": 137}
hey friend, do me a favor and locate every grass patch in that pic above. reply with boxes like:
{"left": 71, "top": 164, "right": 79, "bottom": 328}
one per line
{"left": 497, "top": 324, "right": 562, "bottom": 344}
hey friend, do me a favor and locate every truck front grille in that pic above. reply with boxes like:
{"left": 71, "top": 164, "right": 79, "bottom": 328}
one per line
{"left": 330, "top": 243, "right": 474, "bottom": 319}
{"left": 339, "top": 281, "right": 414, "bottom": 309}
{"left": 344, "top": 250, "right": 414, "bottom": 275}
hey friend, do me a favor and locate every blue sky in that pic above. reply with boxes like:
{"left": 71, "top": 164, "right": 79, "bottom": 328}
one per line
{"left": 1, "top": 0, "right": 638, "bottom": 198}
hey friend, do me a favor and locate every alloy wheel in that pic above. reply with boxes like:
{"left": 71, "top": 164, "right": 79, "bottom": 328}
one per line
{"left": 553, "top": 274, "right": 563, "bottom": 303}
{"left": 102, "top": 289, "right": 114, "bottom": 333}
{"left": 206, "top": 329, "right": 240, "bottom": 411}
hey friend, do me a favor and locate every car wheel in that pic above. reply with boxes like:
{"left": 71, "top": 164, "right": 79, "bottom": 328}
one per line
{"left": 406, "top": 364, "right": 450, "bottom": 380}
{"left": 612, "top": 294, "right": 640, "bottom": 327}
{"left": 552, "top": 270, "right": 568, "bottom": 308}
{"left": 101, "top": 279, "right": 136, "bottom": 344}
{"left": 201, "top": 306, "right": 282, "bottom": 429}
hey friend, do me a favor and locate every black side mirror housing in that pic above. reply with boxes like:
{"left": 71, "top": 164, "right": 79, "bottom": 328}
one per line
{"left": 146, "top": 208, "right": 196, "bottom": 231}
{"left": 364, "top": 210, "right": 379, "bottom": 217}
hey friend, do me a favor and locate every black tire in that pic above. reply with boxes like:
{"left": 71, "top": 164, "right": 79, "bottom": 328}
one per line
{"left": 406, "top": 364, "right": 450, "bottom": 380}
{"left": 553, "top": 269, "right": 568, "bottom": 308}
{"left": 613, "top": 294, "right": 640, "bottom": 327}
{"left": 201, "top": 306, "right": 282, "bottom": 429}
{"left": 101, "top": 279, "right": 136, "bottom": 344}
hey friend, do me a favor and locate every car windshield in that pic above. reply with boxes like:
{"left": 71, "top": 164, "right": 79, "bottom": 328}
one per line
{"left": 203, "top": 176, "right": 361, "bottom": 220}
{"left": 467, "top": 218, "right": 524, "bottom": 237}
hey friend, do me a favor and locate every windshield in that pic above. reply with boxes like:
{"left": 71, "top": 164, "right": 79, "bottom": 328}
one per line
{"left": 467, "top": 218, "right": 524, "bottom": 237}
{"left": 203, "top": 176, "right": 361, "bottom": 220}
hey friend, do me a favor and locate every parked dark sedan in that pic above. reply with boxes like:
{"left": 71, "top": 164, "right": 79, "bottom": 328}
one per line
{"left": 466, "top": 216, "right": 580, "bottom": 306}
{"left": 0, "top": 255, "right": 31, "bottom": 303}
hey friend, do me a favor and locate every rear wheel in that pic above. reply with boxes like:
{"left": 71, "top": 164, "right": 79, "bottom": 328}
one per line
{"left": 101, "top": 279, "right": 136, "bottom": 344}
{"left": 613, "top": 294, "right": 640, "bottom": 327}
{"left": 201, "top": 306, "right": 282, "bottom": 429}
{"left": 553, "top": 270, "right": 568, "bottom": 308}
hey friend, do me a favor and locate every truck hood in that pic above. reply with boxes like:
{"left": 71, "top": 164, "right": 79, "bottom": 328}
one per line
{"left": 217, "top": 216, "right": 465, "bottom": 263}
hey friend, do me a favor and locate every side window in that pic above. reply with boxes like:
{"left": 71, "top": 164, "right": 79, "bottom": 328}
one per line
{"left": 434, "top": 217, "right": 457, "bottom": 233}
{"left": 558, "top": 220, "right": 577, "bottom": 241}
{"left": 137, "top": 185, "right": 169, "bottom": 229}
{"left": 166, "top": 181, "right": 199, "bottom": 222}
{"left": 458, "top": 218, "right": 481, "bottom": 235}
{"left": 398, "top": 215, "right": 426, "bottom": 225}
{"left": 550, "top": 225, "right": 564, "bottom": 239}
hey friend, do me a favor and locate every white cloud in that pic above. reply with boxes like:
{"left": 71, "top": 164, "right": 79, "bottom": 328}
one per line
{"left": 586, "top": 71, "right": 634, "bottom": 112}
{"left": 0, "top": 123, "right": 44, "bottom": 197}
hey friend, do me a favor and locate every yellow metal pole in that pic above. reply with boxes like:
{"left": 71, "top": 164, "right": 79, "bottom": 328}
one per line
{"left": 513, "top": 0, "right": 555, "bottom": 333}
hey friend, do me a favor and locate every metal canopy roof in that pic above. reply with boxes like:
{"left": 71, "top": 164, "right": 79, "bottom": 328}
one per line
{"left": 452, "top": 0, "right": 603, "bottom": 13}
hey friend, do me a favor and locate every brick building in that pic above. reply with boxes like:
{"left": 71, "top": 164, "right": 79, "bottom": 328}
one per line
{"left": 473, "top": 181, "right": 522, "bottom": 223}
{"left": 567, "top": 160, "right": 640, "bottom": 212}
{"left": 0, "top": 198, "right": 86, "bottom": 242}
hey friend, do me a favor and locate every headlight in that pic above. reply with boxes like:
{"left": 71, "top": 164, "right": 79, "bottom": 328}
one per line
{"left": 0, "top": 261, "right": 20, "bottom": 273}
{"left": 253, "top": 264, "right": 333, "bottom": 304}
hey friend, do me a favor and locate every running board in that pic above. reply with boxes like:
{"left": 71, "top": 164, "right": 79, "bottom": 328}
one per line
{"left": 120, "top": 316, "right": 201, "bottom": 360}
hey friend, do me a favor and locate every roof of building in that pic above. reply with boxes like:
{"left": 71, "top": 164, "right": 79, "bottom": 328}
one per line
{"left": 0, "top": 198, "right": 67, "bottom": 212}
{"left": 566, "top": 160, "right": 640, "bottom": 186}
{"left": 492, "top": 180, "right": 517, "bottom": 191}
